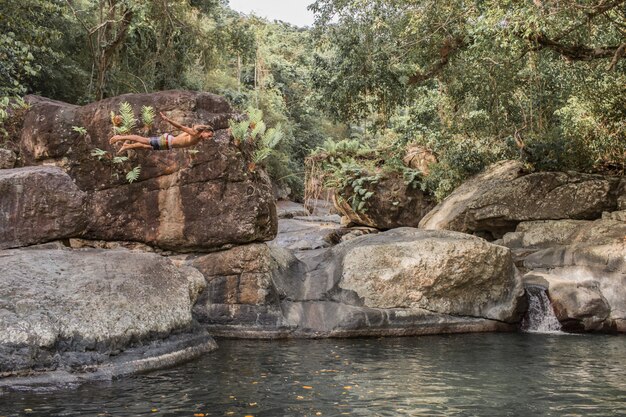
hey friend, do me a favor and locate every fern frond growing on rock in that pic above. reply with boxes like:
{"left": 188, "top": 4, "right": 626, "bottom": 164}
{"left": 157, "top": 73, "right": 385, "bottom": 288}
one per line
{"left": 126, "top": 165, "right": 141, "bottom": 183}
{"left": 117, "top": 102, "right": 136, "bottom": 134}
{"left": 141, "top": 105, "right": 155, "bottom": 127}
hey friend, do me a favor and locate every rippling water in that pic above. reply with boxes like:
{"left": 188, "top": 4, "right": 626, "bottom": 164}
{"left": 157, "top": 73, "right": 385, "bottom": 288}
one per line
{"left": 1, "top": 333, "right": 625, "bottom": 416}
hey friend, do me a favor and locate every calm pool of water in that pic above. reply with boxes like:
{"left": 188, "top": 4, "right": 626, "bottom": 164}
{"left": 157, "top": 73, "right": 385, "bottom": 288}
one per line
{"left": 1, "top": 333, "right": 625, "bottom": 416}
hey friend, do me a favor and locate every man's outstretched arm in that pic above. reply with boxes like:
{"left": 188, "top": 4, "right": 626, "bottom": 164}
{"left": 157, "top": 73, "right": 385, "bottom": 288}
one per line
{"left": 160, "top": 112, "right": 196, "bottom": 135}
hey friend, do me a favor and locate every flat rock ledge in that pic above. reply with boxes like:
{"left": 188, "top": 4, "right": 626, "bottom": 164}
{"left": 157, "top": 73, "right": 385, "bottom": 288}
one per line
{"left": 0, "top": 247, "right": 216, "bottom": 390}
{"left": 0, "top": 332, "right": 216, "bottom": 392}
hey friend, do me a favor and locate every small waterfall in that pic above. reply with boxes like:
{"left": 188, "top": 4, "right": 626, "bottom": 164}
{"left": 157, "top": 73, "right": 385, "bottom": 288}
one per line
{"left": 521, "top": 285, "right": 562, "bottom": 333}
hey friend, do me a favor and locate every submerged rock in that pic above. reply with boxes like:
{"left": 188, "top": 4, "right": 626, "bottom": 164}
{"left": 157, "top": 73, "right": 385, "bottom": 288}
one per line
{"left": 0, "top": 247, "right": 215, "bottom": 381}
{"left": 419, "top": 160, "right": 625, "bottom": 239}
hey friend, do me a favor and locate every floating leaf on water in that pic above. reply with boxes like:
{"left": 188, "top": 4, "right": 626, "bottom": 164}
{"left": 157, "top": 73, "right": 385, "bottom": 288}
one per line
{"left": 296, "top": 396, "right": 304, "bottom": 400}
{"left": 193, "top": 414, "right": 205, "bottom": 417}
{"left": 316, "top": 412, "right": 322, "bottom": 416}
{"left": 302, "top": 386, "right": 313, "bottom": 389}
{"left": 151, "top": 408, "right": 158, "bottom": 413}
{"left": 249, "top": 402, "right": 257, "bottom": 406}
{"left": 343, "top": 386, "right": 352, "bottom": 390}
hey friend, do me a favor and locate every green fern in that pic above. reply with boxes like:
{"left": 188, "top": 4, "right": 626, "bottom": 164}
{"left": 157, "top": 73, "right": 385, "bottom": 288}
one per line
{"left": 262, "top": 126, "right": 283, "bottom": 149}
{"left": 126, "top": 165, "right": 141, "bottom": 183}
{"left": 91, "top": 148, "right": 109, "bottom": 158}
{"left": 229, "top": 119, "right": 250, "bottom": 142}
{"left": 141, "top": 105, "right": 155, "bottom": 127}
{"left": 117, "top": 101, "right": 136, "bottom": 134}
{"left": 113, "top": 156, "right": 129, "bottom": 164}
{"left": 250, "top": 120, "right": 266, "bottom": 142}
{"left": 72, "top": 126, "right": 87, "bottom": 136}
{"left": 247, "top": 107, "right": 263, "bottom": 125}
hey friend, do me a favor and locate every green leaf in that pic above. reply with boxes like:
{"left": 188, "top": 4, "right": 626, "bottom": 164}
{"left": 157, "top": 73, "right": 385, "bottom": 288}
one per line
{"left": 126, "top": 165, "right": 141, "bottom": 183}
{"left": 141, "top": 105, "right": 155, "bottom": 127}
{"left": 72, "top": 126, "right": 87, "bottom": 135}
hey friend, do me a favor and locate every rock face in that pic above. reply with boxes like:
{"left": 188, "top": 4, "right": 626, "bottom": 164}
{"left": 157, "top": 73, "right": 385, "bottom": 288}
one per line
{"left": 334, "top": 174, "right": 436, "bottom": 229}
{"left": 192, "top": 228, "right": 524, "bottom": 337}
{"left": 0, "top": 166, "right": 87, "bottom": 249}
{"left": 335, "top": 229, "right": 522, "bottom": 320}
{"left": 0, "top": 149, "right": 16, "bottom": 169}
{"left": 14, "top": 91, "right": 276, "bottom": 251}
{"left": 419, "top": 160, "right": 625, "bottom": 239}
{"left": 0, "top": 247, "right": 215, "bottom": 378}
{"left": 505, "top": 217, "right": 626, "bottom": 332}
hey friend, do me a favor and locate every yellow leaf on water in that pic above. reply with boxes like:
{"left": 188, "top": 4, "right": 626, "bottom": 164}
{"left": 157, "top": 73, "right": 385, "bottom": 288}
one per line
{"left": 151, "top": 409, "right": 158, "bottom": 413}
{"left": 296, "top": 396, "right": 304, "bottom": 400}
{"left": 302, "top": 386, "right": 313, "bottom": 389}
{"left": 316, "top": 412, "right": 322, "bottom": 416}
{"left": 343, "top": 386, "right": 352, "bottom": 390}
{"left": 249, "top": 402, "right": 257, "bottom": 406}
{"left": 251, "top": 381, "right": 258, "bottom": 384}
{"left": 193, "top": 414, "right": 205, "bottom": 417}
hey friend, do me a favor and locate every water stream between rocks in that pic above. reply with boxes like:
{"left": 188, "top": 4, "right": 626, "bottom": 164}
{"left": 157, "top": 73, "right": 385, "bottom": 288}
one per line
{"left": 1, "top": 333, "right": 624, "bottom": 416}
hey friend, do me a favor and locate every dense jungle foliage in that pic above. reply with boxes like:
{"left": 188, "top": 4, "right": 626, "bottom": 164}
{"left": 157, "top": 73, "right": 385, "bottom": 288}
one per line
{"left": 1, "top": 0, "right": 624, "bottom": 201}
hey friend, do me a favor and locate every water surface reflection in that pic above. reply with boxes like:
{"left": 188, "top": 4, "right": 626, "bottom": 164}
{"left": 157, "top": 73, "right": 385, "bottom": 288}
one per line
{"left": 1, "top": 333, "right": 625, "bottom": 416}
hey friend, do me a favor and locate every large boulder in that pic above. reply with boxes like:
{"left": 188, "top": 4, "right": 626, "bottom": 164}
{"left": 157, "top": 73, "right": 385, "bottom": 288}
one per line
{"left": 333, "top": 174, "right": 436, "bottom": 229}
{"left": 13, "top": 91, "right": 276, "bottom": 251}
{"left": 191, "top": 228, "right": 524, "bottom": 337}
{"left": 0, "top": 247, "right": 215, "bottom": 382}
{"left": 504, "top": 217, "right": 626, "bottom": 332}
{"left": 330, "top": 228, "right": 523, "bottom": 321}
{"left": 0, "top": 166, "right": 87, "bottom": 249}
{"left": 419, "top": 160, "right": 625, "bottom": 239}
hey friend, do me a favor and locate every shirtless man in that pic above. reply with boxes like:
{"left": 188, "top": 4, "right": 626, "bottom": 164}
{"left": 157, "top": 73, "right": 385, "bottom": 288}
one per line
{"left": 109, "top": 112, "right": 214, "bottom": 153}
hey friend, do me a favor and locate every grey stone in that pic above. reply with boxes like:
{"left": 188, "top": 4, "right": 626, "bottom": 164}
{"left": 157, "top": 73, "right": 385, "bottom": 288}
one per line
{"left": 0, "top": 149, "right": 16, "bottom": 169}
{"left": 0, "top": 248, "right": 210, "bottom": 376}
{"left": 420, "top": 161, "right": 623, "bottom": 239}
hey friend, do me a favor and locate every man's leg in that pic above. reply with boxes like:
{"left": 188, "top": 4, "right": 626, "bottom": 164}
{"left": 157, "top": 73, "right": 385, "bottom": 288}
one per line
{"left": 110, "top": 134, "right": 151, "bottom": 145}
{"left": 118, "top": 143, "right": 152, "bottom": 153}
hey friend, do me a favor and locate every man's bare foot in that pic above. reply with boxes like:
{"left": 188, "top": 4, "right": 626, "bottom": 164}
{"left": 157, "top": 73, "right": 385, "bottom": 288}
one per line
{"left": 110, "top": 135, "right": 123, "bottom": 144}
{"left": 117, "top": 145, "right": 130, "bottom": 154}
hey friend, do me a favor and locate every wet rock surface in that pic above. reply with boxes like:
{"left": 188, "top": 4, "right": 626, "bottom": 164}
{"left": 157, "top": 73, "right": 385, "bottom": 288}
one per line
{"left": 506, "top": 216, "right": 626, "bottom": 332}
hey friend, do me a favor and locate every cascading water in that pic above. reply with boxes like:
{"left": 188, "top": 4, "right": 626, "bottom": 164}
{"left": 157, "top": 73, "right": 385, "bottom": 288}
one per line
{"left": 521, "top": 285, "right": 562, "bottom": 333}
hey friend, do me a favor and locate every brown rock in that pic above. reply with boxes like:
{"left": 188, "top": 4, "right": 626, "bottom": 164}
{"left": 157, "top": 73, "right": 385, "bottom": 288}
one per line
{"left": 333, "top": 173, "right": 436, "bottom": 229}
{"left": 420, "top": 160, "right": 623, "bottom": 239}
{"left": 402, "top": 145, "right": 437, "bottom": 175}
{"left": 16, "top": 92, "right": 276, "bottom": 251}
{"left": 0, "top": 166, "right": 87, "bottom": 249}
{"left": 0, "top": 149, "right": 16, "bottom": 169}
